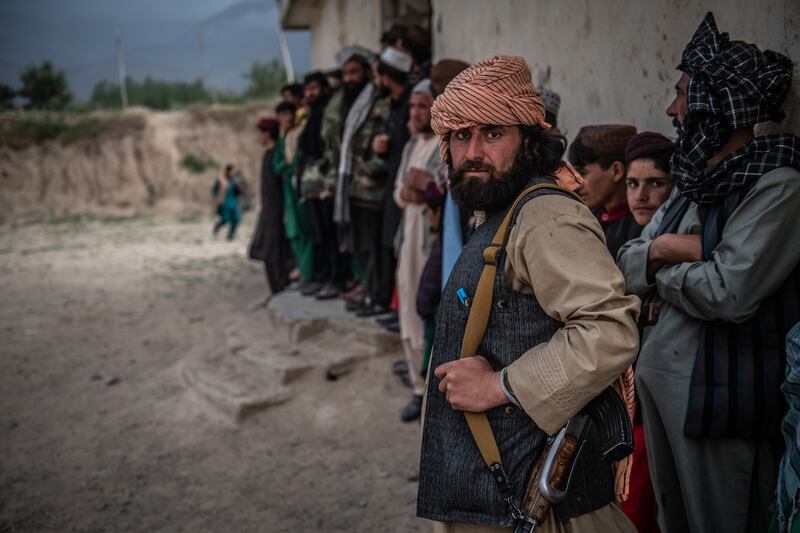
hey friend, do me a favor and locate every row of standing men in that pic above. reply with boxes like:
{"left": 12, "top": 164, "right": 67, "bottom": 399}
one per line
{"left": 247, "top": 13, "right": 800, "bottom": 533}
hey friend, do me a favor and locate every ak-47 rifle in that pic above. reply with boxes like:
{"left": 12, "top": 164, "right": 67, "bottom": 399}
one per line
{"left": 512, "top": 387, "right": 634, "bottom": 533}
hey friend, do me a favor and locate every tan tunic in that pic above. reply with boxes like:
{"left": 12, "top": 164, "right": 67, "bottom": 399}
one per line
{"left": 433, "top": 194, "right": 639, "bottom": 533}
{"left": 395, "top": 134, "right": 440, "bottom": 346}
{"left": 499, "top": 195, "right": 640, "bottom": 436}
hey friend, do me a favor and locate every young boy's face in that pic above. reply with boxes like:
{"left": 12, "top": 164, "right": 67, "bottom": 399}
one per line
{"left": 277, "top": 111, "right": 294, "bottom": 133}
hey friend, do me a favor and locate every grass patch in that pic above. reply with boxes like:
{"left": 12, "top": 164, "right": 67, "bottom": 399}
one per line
{"left": 0, "top": 111, "right": 145, "bottom": 149}
{"left": 181, "top": 153, "right": 220, "bottom": 174}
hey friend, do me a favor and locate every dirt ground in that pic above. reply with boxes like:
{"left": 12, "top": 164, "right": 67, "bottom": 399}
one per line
{"left": 0, "top": 213, "right": 427, "bottom": 532}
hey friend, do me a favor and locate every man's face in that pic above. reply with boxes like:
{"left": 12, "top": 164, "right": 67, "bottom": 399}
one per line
{"left": 666, "top": 72, "right": 690, "bottom": 134}
{"left": 376, "top": 72, "right": 391, "bottom": 96}
{"left": 342, "top": 59, "right": 367, "bottom": 88}
{"left": 626, "top": 159, "right": 673, "bottom": 226}
{"left": 574, "top": 161, "right": 625, "bottom": 210}
{"left": 449, "top": 125, "right": 520, "bottom": 178}
{"left": 409, "top": 92, "right": 433, "bottom": 133}
{"left": 281, "top": 90, "right": 299, "bottom": 106}
{"left": 448, "top": 125, "right": 531, "bottom": 212}
{"left": 303, "top": 81, "right": 323, "bottom": 105}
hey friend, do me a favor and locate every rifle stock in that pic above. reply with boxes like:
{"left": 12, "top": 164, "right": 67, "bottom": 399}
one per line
{"left": 513, "top": 386, "right": 634, "bottom": 532}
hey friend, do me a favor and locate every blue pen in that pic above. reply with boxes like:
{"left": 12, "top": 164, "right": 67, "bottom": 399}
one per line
{"left": 457, "top": 287, "right": 471, "bottom": 307}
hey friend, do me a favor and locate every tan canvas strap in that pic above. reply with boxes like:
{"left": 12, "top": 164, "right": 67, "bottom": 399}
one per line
{"left": 457, "top": 183, "right": 583, "bottom": 476}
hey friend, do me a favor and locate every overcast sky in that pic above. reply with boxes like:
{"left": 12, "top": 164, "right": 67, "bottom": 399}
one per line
{"left": 0, "top": 0, "right": 310, "bottom": 99}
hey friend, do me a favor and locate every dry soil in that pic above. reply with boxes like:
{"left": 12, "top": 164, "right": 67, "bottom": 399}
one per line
{"left": 0, "top": 214, "right": 427, "bottom": 533}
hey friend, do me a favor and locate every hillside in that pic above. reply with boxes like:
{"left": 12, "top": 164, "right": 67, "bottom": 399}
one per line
{"left": 0, "top": 104, "right": 275, "bottom": 218}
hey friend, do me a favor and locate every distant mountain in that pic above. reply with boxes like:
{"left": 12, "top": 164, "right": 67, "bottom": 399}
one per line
{"left": 198, "top": 0, "right": 275, "bottom": 28}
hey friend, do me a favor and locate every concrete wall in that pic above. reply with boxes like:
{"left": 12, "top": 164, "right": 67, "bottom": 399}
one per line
{"left": 431, "top": 0, "right": 799, "bottom": 139}
{"left": 308, "top": 0, "right": 384, "bottom": 70}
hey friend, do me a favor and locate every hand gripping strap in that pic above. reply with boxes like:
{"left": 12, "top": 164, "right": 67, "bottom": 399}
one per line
{"left": 458, "top": 183, "right": 582, "bottom": 472}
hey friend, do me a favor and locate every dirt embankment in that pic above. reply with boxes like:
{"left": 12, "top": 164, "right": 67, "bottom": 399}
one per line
{"left": 0, "top": 105, "right": 274, "bottom": 218}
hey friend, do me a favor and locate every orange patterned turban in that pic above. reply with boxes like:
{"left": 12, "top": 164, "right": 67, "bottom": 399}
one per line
{"left": 430, "top": 55, "right": 550, "bottom": 162}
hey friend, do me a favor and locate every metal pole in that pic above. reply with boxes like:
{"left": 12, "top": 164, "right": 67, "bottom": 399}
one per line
{"left": 274, "top": 0, "right": 295, "bottom": 82}
{"left": 198, "top": 31, "right": 216, "bottom": 103}
{"left": 115, "top": 31, "right": 129, "bottom": 108}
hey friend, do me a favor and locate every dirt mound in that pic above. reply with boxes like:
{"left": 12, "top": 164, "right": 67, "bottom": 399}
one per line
{"left": 0, "top": 104, "right": 274, "bottom": 218}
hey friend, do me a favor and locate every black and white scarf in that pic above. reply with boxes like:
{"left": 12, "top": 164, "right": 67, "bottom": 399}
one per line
{"left": 671, "top": 12, "right": 799, "bottom": 204}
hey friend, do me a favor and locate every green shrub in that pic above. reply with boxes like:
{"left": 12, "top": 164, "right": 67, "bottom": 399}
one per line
{"left": 180, "top": 153, "right": 219, "bottom": 174}
{"left": 0, "top": 114, "right": 105, "bottom": 147}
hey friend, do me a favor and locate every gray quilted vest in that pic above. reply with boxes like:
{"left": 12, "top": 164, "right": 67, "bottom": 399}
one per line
{"left": 416, "top": 183, "right": 615, "bottom": 527}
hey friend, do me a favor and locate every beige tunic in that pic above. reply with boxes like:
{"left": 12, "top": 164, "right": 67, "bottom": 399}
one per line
{"left": 394, "top": 134, "right": 440, "bottom": 393}
{"left": 500, "top": 195, "right": 640, "bottom": 436}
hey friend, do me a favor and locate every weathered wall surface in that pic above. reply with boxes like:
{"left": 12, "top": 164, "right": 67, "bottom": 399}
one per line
{"left": 0, "top": 106, "right": 273, "bottom": 216}
{"left": 308, "top": 0, "right": 384, "bottom": 69}
{"left": 431, "top": 0, "right": 799, "bottom": 139}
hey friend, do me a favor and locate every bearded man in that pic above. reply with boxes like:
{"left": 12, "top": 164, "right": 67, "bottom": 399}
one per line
{"left": 393, "top": 78, "right": 442, "bottom": 422}
{"left": 416, "top": 55, "right": 639, "bottom": 533}
{"left": 617, "top": 13, "right": 800, "bottom": 532}
{"left": 322, "top": 47, "right": 390, "bottom": 306}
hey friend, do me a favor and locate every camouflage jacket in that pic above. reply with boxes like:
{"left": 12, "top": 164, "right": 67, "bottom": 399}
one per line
{"left": 318, "top": 87, "right": 390, "bottom": 208}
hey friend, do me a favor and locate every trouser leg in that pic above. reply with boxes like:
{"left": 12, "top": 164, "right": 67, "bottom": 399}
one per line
{"left": 638, "top": 370, "right": 775, "bottom": 533}
{"left": 402, "top": 338, "right": 426, "bottom": 396}
{"left": 376, "top": 245, "right": 396, "bottom": 308}
{"left": 636, "top": 375, "right": 690, "bottom": 533}
{"left": 213, "top": 218, "right": 226, "bottom": 234}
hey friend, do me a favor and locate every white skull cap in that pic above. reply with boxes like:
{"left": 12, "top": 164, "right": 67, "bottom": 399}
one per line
{"left": 379, "top": 46, "right": 413, "bottom": 73}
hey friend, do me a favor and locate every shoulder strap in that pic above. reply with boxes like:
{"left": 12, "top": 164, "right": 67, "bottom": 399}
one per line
{"left": 458, "top": 183, "right": 582, "bottom": 480}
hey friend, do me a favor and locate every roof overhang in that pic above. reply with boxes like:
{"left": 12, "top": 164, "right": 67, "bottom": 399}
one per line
{"left": 280, "top": 0, "right": 316, "bottom": 30}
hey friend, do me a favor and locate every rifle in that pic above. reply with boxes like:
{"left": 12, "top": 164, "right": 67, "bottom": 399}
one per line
{"left": 512, "top": 386, "right": 634, "bottom": 532}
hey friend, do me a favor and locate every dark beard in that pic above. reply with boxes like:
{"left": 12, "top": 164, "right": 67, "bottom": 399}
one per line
{"left": 673, "top": 117, "right": 685, "bottom": 140}
{"left": 342, "top": 80, "right": 368, "bottom": 112}
{"left": 449, "top": 152, "right": 537, "bottom": 213}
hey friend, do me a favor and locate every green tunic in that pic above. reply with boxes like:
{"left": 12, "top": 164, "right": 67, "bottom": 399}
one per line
{"left": 274, "top": 135, "right": 314, "bottom": 281}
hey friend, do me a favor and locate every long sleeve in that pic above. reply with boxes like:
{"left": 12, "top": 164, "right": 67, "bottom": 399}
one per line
{"left": 272, "top": 136, "right": 287, "bottom": 177}
{"left": 393, "top": 139, "right": 414, "bottom": 209}
{"left": 615, "top": 190, "right": 678, "bottom": 297}
{"left": 504, "top": 195, "right": 641, "bottom": 435}
{"left": 655, "top": 168, "right": 800, "bottom": 323}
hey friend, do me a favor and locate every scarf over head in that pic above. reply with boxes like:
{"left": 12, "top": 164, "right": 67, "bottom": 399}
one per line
{"left": 673, "top": 12, "right": 799, "bottom": 204}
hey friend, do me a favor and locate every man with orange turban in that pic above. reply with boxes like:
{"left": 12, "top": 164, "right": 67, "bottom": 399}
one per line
{"left": 416, "top": 55, "right": 639, "bottom": 532}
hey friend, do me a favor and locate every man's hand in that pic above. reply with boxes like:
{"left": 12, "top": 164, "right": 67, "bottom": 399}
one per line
{"left": 400, "top": 184, "right": 425, "bottom": 204}
{"left": 371, "top": 133, "right": 390, "bottom": 155}
{"left": 434, "top": 356, "right": 508, "bottom": 412}
{"left": 647, "top": 233, "right": 702, "bottom": 277}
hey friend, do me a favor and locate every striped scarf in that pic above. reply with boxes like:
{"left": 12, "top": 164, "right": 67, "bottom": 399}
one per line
{"left": 671, "top": 12, "right": 796, "bottom": 205}
{"left": 333, "top": 82, "right": 376, "bottom": 252}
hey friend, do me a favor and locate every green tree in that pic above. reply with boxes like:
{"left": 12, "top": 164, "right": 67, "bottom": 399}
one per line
{"left": 19, "top": 61, "right": 72, "bottom": 110}
{"left": 89, "top": 77, "right": 213, "bottom": 110}
{"left": 243, "top": 59, "right": 287, "bottom": 99}
{"left": 0, "top": 83, "right": 15, "bottom": 109}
